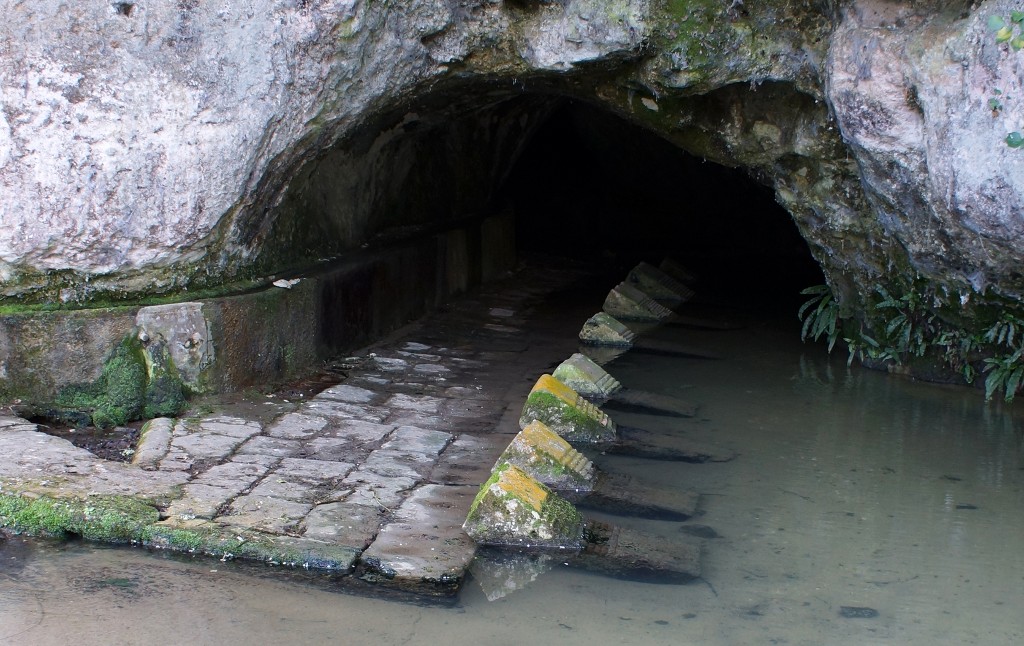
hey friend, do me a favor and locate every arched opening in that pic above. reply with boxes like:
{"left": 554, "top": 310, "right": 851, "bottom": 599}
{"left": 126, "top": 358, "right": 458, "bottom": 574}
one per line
{"left": 498, "top": 99, "right": 824, "bottom": 309}
{"left": 265, "top": 87, "right": 824, "bottom": 330}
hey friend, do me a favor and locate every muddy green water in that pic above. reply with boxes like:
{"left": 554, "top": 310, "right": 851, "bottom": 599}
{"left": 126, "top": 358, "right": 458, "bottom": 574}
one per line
{"left": 3, "top": 314, "right": 1023, "bottom": 645}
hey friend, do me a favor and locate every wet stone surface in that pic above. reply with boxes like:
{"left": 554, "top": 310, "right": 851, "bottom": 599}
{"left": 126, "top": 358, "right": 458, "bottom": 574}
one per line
{"left": 0, "top": 264, "right": 607, "bottom": 597}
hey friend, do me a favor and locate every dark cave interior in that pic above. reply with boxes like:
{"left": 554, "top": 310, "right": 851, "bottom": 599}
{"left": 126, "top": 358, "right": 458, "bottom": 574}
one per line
{"left": 500, "top": 100, "right": 824, "bottom": 310}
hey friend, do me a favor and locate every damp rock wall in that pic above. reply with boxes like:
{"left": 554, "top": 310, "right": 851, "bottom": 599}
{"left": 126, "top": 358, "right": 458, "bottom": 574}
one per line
{"left": 2, "top": 0, "right": 1024, "bottom": 393}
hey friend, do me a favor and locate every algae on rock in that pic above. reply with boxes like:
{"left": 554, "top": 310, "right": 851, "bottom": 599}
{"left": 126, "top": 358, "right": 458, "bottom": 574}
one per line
{"left": 53, "top": 335, "right": 187, "bottom": 429}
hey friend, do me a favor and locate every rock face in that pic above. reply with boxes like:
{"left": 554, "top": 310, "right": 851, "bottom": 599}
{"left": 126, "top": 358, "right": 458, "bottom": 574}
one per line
{"left": 826, "top": 0, "right": 1024, "bottom": 301}
{"left": 2, "top": 1, "right": 1024, "bottom": 373}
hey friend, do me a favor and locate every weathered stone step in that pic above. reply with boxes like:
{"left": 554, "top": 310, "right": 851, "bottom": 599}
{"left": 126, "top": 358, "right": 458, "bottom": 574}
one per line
{"left": 358, "top": 484, "right": 479, "bottom": 597}
{"left": 659, "top": 258, "right": 699, "bottom": 285}
{"left": 519, "top": 374, "right": 617, "bottom": 444}
{"left": 494, "top": 421, "right": 699, "bottom": 520}
{"left": 626, "top": 261, "right": 696, "bottom": 304}
{"left": 603, "top": 282, "right": 676, "bottom": 322}
{"left": 552, "top": 352, "right": 623, "bottom": 398}
{"left": 577, "top": 313, "right": 721, "bottom": 359}
{"left": 519, "top": 375, "right": 730, "bottom": 461}
{"left": 462, "top": 466, "right": 703, "bottom": 583}
{"left": 602, "top": 278, "right": 740, "bottom": 330}
{"left": 552, "top": 353, "right": 697, "bottom": 418}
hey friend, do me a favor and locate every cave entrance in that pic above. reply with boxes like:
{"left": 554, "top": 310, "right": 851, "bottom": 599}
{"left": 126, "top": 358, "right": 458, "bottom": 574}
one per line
{"left": 496, "top": 99, "right": 823, "bottom": 311}
{"left": 269, "top": 88, "right": 828, "bottom": 360}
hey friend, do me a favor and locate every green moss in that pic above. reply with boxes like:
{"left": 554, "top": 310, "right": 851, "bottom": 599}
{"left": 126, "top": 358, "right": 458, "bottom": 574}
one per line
{"left": 53, "top": 336, "right": 147, "bottom": 429}
{"left": 142, "top": 524, "right": 357, "bottom": 570}
{"left": 0, "top": 493, "right": 159, "bottom": 542}
{"left": 140, "top": 339, "right": 188, "bottom": 418}
{"left": 50, "top": 333, "right": 188, "bottom": 429}
{"left": 520, "top": 391, "right": 615, "bottom": 443}
{"left": 466, "top": 463, "right": 507, "bottom": 519}
{"left": 539, "top": 492, "right": 584, "bottom": 536}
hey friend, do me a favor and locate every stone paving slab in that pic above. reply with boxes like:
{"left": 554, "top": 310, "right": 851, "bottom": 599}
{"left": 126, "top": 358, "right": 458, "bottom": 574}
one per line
{"left": 359, "top": 484, "right": 478, "bottom": 593}
{"left": 303, "top": 501, "right": 384, "bottom": 547}
{"left": 429, "top": 432, "right": 511, "bottom": 486}
{"left": 0, "top": 261, "right": 723, "bottom": 599}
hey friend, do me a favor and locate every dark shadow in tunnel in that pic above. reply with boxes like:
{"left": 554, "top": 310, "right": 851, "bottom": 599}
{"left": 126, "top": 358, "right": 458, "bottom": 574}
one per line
{"left": 498, "top": 100, "right": 824, "bottom": 313}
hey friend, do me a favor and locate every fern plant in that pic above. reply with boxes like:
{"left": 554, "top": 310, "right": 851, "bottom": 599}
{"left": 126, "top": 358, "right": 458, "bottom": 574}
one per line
{"left": 797, "top": 280, "right": 1024, "bottom": 403}
{"left": 798, "top": 284, "right": 840, "bottom": 352}
{"left": 984, "top": 348, "right": 1024, "bottom": 402}
{"left": 873, "top": 284, "right": 937, "bottom": 360}
{"left": 980, "top": 313, "right": 1024, "bottom": 401}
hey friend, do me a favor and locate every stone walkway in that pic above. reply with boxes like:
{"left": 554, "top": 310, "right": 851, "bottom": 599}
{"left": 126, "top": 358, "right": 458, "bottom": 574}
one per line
{"left": 0, "top": 263, "right": 596, "bottom": 597}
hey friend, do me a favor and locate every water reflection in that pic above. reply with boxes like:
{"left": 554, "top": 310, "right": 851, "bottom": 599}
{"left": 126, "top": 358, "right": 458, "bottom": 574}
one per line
{"left": 3, "top": 316, "right": 1024, "bottom": 645}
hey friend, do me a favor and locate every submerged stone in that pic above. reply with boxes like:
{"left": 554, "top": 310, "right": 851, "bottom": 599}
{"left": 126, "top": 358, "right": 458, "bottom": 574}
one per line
{"left": 678, "top": 524, "right": 722, "bottom": 539}
{"left": 626, "top": 262, "right": 695, "bottom": 303}
{"left": 585, "top": 472, "right": 700, "bottom": 521}
{"left": 469, "top": 548, "right": 554, "bottom": 601}
{"left": 578, "top": 312, "right": 636, "bottom": 347}
{"left": 603, "top": 389, "right": 698, "bottom": 418}
{"left": 463, "top": 464, "right": 585, "bottom": 550}
{"left": 519, "top": 374, "right": 617, "bottom": 444}
{"left": 576, "top": 520, "right": 702, "bottom": 583}
{"left": 496, "top": 420, "right": 596, "bottom": 492}
{"left": 839, "top": 606, "right": 880, "bottom": 619}
{"left": 611, "top": 425, "right": 737, "bottom": 463}
{"left": 630, "top": 337, "right": 721, "bottom": 360}
{"left": 602, "top": 282, "right": 674, "bottom": 322}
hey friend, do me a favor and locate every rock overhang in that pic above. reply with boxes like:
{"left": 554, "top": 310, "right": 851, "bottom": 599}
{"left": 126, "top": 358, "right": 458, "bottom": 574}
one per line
{"left": 3, "top": 0, "right": 1024, "bottom": 397}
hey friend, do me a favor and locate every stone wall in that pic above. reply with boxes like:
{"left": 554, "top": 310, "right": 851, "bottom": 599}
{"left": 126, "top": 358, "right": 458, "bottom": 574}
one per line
{"left": 0, "top": 211, "right": 515, "bottom": 418}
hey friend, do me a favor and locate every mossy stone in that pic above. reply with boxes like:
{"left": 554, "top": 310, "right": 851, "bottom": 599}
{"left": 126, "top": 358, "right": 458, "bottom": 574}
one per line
{"left": 0, "top": 493, "right": 159, "bottom": 542}
{"left": 519, "top": 375, "right": 617, "bottom": 443}
{"left": 52, "top": 333, "right": 187, "bottom": 429}
{"left": 464, "top": 463, "right": 585, "bottom": 549}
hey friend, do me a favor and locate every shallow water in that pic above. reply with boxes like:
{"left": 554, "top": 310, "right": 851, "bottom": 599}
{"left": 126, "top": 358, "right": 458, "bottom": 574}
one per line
{"left": 3, "top": 312, "right": 1024, "bottom": 645}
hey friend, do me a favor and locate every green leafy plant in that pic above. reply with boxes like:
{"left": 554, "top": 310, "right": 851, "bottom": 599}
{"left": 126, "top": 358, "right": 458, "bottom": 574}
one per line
{"left": 984, "top": 347, "right": 1024, "bottom": 402}
{"left": 979, "top": 313, "right": 1024, "bottom": 401}
{"left": 798, "top": 284, "right": 840, "bottom": 352}
{"left": 872, "top": 284, "right": 937, "bottom": 360}
{"left": 934, "top": 328, "right": 982, "bottom": 383}
{"left": 988, "top": 12, "right": 1024, "bottom": 146}
{"left": 797, "top": 280, "right": 1024, "bottom": 403}
{"left": 989, "top": 13, "right": 1024, "bottom": 48}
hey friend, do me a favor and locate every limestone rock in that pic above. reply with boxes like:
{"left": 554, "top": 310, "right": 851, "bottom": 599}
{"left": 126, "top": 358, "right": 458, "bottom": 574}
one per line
{"left": 826, "top": 0, "right": 1024, "bottom": 301}
{"left": 463, "top": 463, "right": 585, "bottom": 550}
{"left": 519, "top": 374, "right": 617, "bottom": 444}
{"left": 3, "top": 0, "right": 1024, "bottom": 387}
{"left": 626, "top": 262, "right": 695, "bottom": 303}
{"left": 495, "top": 420, "right": 596, "bottom": 493}
{"left": 552, "top": 352, "right": 622, "bottom": 398}
{"left": 602, "top": 282, "right": 675, "bottom": 322}
{"left": 578, "top": 312, "right": 636, "bottom": 347}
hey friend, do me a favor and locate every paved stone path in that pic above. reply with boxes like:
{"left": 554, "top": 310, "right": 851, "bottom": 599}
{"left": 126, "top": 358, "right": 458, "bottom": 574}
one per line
{"left": 0, "top": 264, "right": 595, "bottom": 596}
